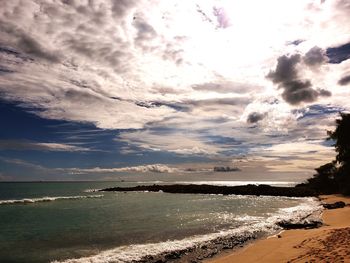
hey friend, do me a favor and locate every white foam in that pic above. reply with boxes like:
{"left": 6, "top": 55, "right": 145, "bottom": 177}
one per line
{"left": 52, "top": 226, "right": 260, "bottom": 263}
{"left": 83, "top": 189, "right": 100, "bottom": 193}
{"left": 0, "top": 195, "right": 104, "bottom": 205}
{"left": 52, "top": 197, "right": 322, "bottom": 263}
{"left": 274, "top": 197, "right": 323, "bottom": 224}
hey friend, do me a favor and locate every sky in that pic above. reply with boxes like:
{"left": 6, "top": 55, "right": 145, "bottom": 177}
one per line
{"left": 0, "top": 0, "right": 350, "bottom": 182}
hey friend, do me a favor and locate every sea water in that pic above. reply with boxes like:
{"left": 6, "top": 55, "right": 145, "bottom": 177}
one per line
{"left": 0, "top": 181, "right": 322, "bottom": 263}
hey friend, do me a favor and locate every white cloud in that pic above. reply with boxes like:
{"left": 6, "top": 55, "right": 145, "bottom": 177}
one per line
{"left": 66, "top": 164, "right": 180, "bottom": 174}
{"left": 0, "top": 157, "right": 48, "bottom": 171}
{"left": 0, "top": 140, "right": 93, "bottom": 152}
{"left": 250, "top": 140, "right": 335, "bottom": 173}
{"left": 118, "top": 129, "right": 223, "bottom": 155}
{"left": 0, "top": 0, "right": 350, "bottom": 175}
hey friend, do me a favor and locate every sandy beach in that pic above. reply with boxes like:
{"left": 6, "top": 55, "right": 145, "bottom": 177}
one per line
{"left": 208, "top": 195, "right": 350, "bottom": 263}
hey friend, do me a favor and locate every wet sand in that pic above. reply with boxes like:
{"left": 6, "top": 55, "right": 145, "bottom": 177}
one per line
{"left": 207, "top": 195, "right": 350, "bottom": 263}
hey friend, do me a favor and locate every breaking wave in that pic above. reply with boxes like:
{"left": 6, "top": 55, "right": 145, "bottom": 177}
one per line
{"left": 52, "top": 197, "right": 322, "bottom": 263}
{"left": 0, "top": 195, "right": 104, "bottom": 205}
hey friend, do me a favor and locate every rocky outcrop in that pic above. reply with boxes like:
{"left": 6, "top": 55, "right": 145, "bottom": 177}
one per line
{"left": 100, "top": 184, "right": 317, "bottom": 197}
{"left": 276, "top": 220, "right": 322, "bottom": 229}
{"left": 322, "top": 201, "right": 346, "bottom": 209}
{"left": 134, "top": 231, "right": 261, "bottom": 263}
{"left": 213, "top": 166, "right": 240, "bottom": 172}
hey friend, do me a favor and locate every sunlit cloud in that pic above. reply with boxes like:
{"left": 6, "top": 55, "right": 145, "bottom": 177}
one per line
{"left": 0, "top": 0, "right": 350, "bottom": 179}
{"left": 65, "top": 164, "right": 180, "bottom": 174}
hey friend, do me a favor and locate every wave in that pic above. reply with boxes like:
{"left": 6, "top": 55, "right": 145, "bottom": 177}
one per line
{"left": 83, "top": 189, "right": 100, "bottom": 193}
{"left": 53, "top": 197, "right": 322, "bottom": 263}
{"left": 0, "top": 195, "right": 104, "bottom": 205}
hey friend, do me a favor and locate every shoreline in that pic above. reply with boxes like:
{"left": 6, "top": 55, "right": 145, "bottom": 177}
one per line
{"left": 206, "top": 194, "right": 350, "bottom": 263}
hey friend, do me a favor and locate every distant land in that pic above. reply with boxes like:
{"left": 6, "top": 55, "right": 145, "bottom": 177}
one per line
{"left": 213, "top": 166, "right": 240, "bottom": 172}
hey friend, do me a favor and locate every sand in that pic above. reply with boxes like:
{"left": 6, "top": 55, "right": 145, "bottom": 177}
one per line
{"left": 207, "top": 195, "right": 350, "bottom": 263}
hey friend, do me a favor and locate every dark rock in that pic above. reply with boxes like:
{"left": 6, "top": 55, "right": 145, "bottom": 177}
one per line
{"left": 213, "top": 166, "right": 240, "bottom": 172}
{"left": 322, "top": 201, "right": 346, "bottom": 209}
{"left": 277, "top": 220, "right": 322, "bottom": 229}
{"left": 133, "top": 231, "right": 263, "bottom": 263}
{"left": 100, "top": 184, "right": 317, "bottom": 197}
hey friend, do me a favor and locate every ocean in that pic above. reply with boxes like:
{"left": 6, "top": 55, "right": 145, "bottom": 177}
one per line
{"left": 0, "top": 181, "right": 322, "bottom": 263}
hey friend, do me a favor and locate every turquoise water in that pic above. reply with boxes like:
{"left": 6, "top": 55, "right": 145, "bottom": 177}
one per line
{"left": 0, "top": 182, "right": 321, "bottom": 263}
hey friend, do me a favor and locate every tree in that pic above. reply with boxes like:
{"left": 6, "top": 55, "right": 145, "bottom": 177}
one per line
{"left": 327, "top": 113, "right": 350, "bottom": 194}
{"left": 305, "top": 161, "right": 338, "bottom": 194}
{"left": 297, "top": 113, "right": 350, "bottom": 194}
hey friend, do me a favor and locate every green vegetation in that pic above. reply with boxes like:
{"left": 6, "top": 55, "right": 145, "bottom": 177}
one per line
{"left": 297, "top": 113, "right": 350, "bottom": 195}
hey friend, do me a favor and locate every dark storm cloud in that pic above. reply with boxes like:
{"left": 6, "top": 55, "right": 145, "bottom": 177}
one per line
{"left": 338, "top": 75, "right": 350, "bottom": 86}
{"left": 267, "top": 54, "right": 301, "bottom": 84}
{"left": 303, "top": 46, "right": 327, "bottom": 67}
{"left": 267, "top": 53, "right": 330, "bottom": 105}
{"left": 0, "top": 21, "right": 60, "bottom": 63}
{"left": 326, "top": 42, "right": 350, "bottom": 64}
{"left": 281, "top": 80, "right": 319, "bottom": 105}
{"left": 247, "top": 112, "right": 265, "bottom": 123}
{"left": 317, "top": 88, "right": 332, "bottom": 97}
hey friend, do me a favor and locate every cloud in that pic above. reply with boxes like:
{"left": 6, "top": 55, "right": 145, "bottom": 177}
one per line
{"left": 0, "top": 172, "right": 10, "bottom": 181}
{"left": 213, "top": 7, "right": 231, "bottom": 29}
{"left": 110, "top": 0, "right": 137, "bottom": 17}
{"left": 133, "top": 18, "right": 158, "bottom": 51}
{"left": 196, "top": 4, "right": 214, "bottom": 24}
{"left": 118, "top": 129, "right": 223, "bottom": 155}
{"left": 0, "top": 20, "right": 60, "bottom": 63}
{"left": 281, "top": 80, "right": 319, "bottom": 105}
{"left": 286, "top": 39, "right": 304, "bottom": 46}
{"left": 192, "top": 81, "right": 256, "bottom": 94}
{"left": 338, "top": 75, "right": 350, "bottom": 86}
{"left": 247, "top": 112, "right": 266, "bottom": 124}
{"left": 0, "top": 157, "right": 48, "bottom": 171}
{"left": 267, "top": 54, "right": 301, "bottom": 84}
{"left": 1, "top": 0, "right": 350, "bottom": 181}
{"left": 66, "top": 164, "right": 180, "bottom": 174}
{"left": 303, "top": 46, "right": 327, "bottom": 67}
{"left": 0, "top": 140, "right": 92, "bottom": 152}
{"left": 317, "top": 89, "right": 332, "bottom": 97}
{"left": 267, "top": 51, "right": 331, "bottom": 105}
{"left": 246, "top": 139, "right": 336, "bottom": 173}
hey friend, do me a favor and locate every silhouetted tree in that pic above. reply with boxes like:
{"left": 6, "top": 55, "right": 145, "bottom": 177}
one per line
{"left": 305, "top": 161, "right": 338, "bottom": 194}
{"left": 328, "top": 113, "right": 350, "bottom": 194}
{"left": 297, "top": 113, "right": 350, "bottom": 194}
